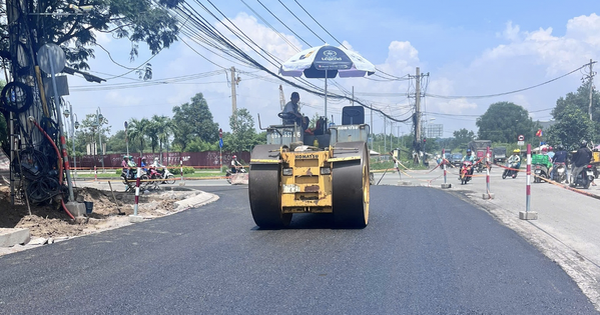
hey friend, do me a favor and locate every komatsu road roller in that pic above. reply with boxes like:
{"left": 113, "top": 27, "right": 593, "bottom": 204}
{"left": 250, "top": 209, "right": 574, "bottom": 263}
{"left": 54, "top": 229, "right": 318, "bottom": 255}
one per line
{"left": 249, "top": 106, "right": 370, "bottom": 229}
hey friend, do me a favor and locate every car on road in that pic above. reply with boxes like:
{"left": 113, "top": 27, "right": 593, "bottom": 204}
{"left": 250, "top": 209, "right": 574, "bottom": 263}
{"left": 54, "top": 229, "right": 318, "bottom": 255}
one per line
{"left": 450, "top": 153, "right": 463, "bottom": 167}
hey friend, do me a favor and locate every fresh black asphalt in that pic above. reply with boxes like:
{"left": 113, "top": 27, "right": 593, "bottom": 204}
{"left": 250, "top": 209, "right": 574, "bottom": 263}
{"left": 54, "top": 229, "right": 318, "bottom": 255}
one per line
{"left": 0, "top": 186, "right": 596, "bottom": 314}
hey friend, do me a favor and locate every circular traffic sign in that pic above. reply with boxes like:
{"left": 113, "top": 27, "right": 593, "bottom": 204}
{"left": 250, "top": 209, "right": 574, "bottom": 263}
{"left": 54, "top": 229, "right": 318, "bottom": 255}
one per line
{"left": 518, "top": 135, "right": 524, "bottom": 141}
{"left": 37, "top": 43, "right": 66, "bottom": 74}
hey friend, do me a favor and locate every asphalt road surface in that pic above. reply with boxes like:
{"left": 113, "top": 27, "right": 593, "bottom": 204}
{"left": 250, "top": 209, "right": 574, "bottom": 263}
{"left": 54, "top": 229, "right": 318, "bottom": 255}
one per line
{"left": 0, "top": 184, "right": 597, "bottom": 314}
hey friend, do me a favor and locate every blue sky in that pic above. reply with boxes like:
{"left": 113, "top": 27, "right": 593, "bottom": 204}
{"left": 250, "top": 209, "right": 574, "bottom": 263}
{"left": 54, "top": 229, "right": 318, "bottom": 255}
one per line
{"left": 65, "top": 0, "right": 600, "bottom": 142}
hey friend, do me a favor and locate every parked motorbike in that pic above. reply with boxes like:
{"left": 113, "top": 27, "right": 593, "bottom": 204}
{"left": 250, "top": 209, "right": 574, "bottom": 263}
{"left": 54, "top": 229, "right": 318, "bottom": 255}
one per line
{"left": 533, "top": 164, "right": 549, "bottom": 183}
{"left": 460, "top": 161, "right": 473, "bottom": 185}
{"left": 226, "top": 167, "right": 247, "bottom": 184}
{"left": 552, "top": 163, "right": 567, "bottom": 184}
{"left": 570, "top": 165, "right": 595, "bottom": 189}
{"left": 502, "top": 162, "right": 520, "bottom": 179}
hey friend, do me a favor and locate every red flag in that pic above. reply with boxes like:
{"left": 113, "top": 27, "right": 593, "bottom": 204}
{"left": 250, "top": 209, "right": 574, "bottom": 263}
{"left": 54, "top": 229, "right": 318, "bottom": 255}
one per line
{"left": 535, "top": 129, "right": 543, "bottom": 137}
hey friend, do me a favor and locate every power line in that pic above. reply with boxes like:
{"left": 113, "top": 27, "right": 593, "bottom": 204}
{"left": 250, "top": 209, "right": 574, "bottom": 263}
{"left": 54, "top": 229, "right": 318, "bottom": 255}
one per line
{"left": 277, "top": 0, "right": 326, "bottom": 44}
{"left": 427, "top": 63, "right": 588, "bottom": 99}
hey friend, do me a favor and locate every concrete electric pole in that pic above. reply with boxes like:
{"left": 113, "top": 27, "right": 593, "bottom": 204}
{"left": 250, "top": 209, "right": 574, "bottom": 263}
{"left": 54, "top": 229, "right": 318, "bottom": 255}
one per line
{"left": 588, "top": 59, "right": 596, "bottom": 121}
{"left": 415, "top": 67, "right": 421, "bottom": 151}
{"left": 230, "top": 66, "right": 241, "bottom": 120}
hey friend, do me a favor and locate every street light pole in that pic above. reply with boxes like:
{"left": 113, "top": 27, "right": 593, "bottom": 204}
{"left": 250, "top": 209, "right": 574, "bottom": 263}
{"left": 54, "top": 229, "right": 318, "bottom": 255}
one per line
{"left": 73, "top": 112, "right": 79, "bottom": 177}
{"left": 63, "top": 102, "right": 78, "bottom": 178}
{"left": 96, "top": 107, "right": 105, "bottom": 172}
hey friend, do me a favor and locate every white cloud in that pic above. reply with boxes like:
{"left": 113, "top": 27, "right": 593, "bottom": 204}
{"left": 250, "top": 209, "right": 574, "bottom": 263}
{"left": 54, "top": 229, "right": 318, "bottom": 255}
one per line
{"left": 498, "top": 21, "right": 521, "bottom": 42}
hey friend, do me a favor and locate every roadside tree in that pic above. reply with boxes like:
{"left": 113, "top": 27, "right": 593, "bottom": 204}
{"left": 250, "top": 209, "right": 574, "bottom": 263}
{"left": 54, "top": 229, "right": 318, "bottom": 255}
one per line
{"left": 172, "top": 93, "right": 219, "bottom": 151}
{"left": 452, "top": 128, "right": 475, "bottom": 150}
{"left": 546, "top": 104, "right": 594, "bottom": 150}
{"left": 127, "top": 118, "right": 150, "bottom": 154}
{"left": 225, "top": 108, "right": 258, "bottom": 153}
{"left": 20, "top": 0, "right": 183, "bottom": 73}
{"left": 476, "top": 102, "right": 535, "bottom": 143}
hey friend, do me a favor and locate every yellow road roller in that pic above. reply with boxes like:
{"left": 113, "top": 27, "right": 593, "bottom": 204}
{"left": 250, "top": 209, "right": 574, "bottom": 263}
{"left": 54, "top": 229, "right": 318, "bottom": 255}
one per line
{"left": 249, "top": 107, "right": 370, "bottom": 229}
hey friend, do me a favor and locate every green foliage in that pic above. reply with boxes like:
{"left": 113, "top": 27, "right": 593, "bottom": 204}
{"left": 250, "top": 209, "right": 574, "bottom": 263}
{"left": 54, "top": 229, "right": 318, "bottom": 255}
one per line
{"left": 127, "top": 118, "right": 151, "bottom": 154}
{"left": 187, "top": 138, "right": 218, "bottom": 152}
{"left": 552, "top": 82, "right": 600, "bottom": 124}
{"left": 476, "top": 102, "right": 536, "bottom": 143}
{"left": 172, "top": 93, "right": 219, "bottom": 152}
{"left": 106, "top": 130, "right": 128, "bottom": 153}
{"left": 452, "top": 128, "right": 475, "bottom": 150}
{"left": 226, "top": 108, "right": 258, "bottom": 152}
{"left": 167, "top": 166, "right": 195, "bottom": 174}
{"left": 74, "top": 113, "right": 111, "bottom": 155}
{"left": 546, "top": 104, "right": 594, "bottom": 150}
{"left": 31, "top": 0, "right": 183, "bottom": 71}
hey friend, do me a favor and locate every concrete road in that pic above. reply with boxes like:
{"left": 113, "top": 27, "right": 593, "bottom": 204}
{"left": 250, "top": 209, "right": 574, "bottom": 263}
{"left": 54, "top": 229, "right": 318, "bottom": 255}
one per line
{"left": 0, "top": 184, "right": 596, "bottom": 314}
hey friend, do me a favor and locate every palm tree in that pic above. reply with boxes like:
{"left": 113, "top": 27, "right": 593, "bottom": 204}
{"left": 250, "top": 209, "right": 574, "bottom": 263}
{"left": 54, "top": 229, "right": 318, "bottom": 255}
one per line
{"left": 128, "top": 118, "right": 151, "bottom": 154}
{"left": 151, "top": 115, "right": 173, "bottom": 156}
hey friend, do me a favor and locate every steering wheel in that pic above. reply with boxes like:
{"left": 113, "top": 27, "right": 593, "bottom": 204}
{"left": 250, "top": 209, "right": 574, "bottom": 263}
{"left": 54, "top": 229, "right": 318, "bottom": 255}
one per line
{"left": 278, "top": 112, "right": 296, "bottom": 120}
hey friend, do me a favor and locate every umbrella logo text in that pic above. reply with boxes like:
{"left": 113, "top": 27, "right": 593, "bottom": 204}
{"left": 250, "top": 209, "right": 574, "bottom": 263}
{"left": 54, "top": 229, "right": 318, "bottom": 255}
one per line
{"left": 322, "top": 50, "right": 341, "bottom": 61}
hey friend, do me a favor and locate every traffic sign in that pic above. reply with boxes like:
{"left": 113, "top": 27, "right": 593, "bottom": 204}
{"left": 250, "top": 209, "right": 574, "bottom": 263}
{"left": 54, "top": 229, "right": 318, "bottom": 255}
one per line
{"left": 518, "top": 140, "right": 524, "bottom": 146}
{"left": 518, "top": 135, "right": 524, "bottom": 141}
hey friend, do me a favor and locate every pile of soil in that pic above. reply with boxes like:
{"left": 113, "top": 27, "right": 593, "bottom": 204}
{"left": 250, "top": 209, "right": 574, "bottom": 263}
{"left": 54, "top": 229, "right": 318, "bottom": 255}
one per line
{"left": 0, "top": 185, "right": 196, "bottom": 239}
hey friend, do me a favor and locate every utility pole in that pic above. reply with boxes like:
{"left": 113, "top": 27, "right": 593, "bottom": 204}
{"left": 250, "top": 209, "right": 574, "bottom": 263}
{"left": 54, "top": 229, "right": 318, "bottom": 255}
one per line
{"left": 383, "top": 116, "right": 387, "bottom": 153}
{"left": 415, "top": 67, "right": 422, "bottom": 154}
{"left": 230, "top": 66, "right": 241, "bottom": 120}
{"left": 588, "top": 59, "right": 596, "bottom": 121}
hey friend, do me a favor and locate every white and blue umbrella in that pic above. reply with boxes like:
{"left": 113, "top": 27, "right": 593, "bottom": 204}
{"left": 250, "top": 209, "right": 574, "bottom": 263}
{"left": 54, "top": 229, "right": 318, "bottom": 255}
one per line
{"left": 279, "top": 45, "right": 376, "bottom": 119}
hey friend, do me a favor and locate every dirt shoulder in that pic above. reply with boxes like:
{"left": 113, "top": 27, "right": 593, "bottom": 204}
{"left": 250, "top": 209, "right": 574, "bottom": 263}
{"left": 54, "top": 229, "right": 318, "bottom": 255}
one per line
{"left": 0, "top": 183, "right": 214, "bottom": 256}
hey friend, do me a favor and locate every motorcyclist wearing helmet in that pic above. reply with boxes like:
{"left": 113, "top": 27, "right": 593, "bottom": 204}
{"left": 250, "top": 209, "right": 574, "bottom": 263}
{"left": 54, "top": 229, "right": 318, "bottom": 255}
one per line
{"left": 230, "top": 155, "right": 242, "bottom": 174}
{"left": 459, "top": 149, "right": 476, "bottom": 179}
{"left": 507, "top": 149, "right": 521, "bottom": 169}
{"left": 550, "top": 144, "right": 568, "bottom": 183}
{"left": 547, "top": 146, "right": 555, "bottom": 160}
{"left": 151, "top": 157, "right": 164, "bottom": 168}
{"left": 141, "top": 157, "right": 148, "bottom": 173}
{"left": 461, "top": 149, "right": 475, "bottom": 163}
{"left": 570, "top": 140, "right": 592, "bottom": 184}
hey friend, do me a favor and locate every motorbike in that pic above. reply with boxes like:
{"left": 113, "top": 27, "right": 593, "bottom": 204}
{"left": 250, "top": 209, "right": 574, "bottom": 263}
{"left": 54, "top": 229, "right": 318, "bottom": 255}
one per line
{"left": 502, "top": 162, "right": 520, "bottom": 179}
{"left": 459, "top": 161, "right": 473, "bottom": 185}
{"left": 533, "top": 164, "right": 549, "bottom": 183}
{"left": 226, "top": 167, "right": 247, "bottom": 184}
{"left": 570, "top": 165, "right": 595, "bottom": 189}
{"left": 149, "top": 166, "right": 176, "bottom": 185}
{"left": 475, "top": 161, "right": 484, "bottom": 173}
{"left": 552, "top": 163, "right": 567, "bottom": 184}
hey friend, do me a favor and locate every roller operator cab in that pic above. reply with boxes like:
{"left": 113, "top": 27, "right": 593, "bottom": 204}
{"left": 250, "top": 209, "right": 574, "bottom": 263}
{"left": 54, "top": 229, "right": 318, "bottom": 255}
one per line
{"left": 249, "top": 106, "right": 370, "bottom": 229}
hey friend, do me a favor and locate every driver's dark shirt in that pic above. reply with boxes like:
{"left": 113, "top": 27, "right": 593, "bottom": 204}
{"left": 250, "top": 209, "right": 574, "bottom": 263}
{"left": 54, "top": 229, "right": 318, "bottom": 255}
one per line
{"left": 552, "top": 150, "right": 568, "bottom": 163}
